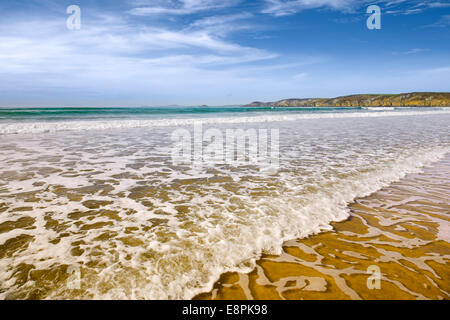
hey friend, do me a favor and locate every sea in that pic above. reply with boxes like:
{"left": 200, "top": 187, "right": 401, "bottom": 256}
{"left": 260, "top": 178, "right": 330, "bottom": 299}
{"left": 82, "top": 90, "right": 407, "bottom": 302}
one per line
{"left": 0, "top": 106, "right": 449, "bottom": 299}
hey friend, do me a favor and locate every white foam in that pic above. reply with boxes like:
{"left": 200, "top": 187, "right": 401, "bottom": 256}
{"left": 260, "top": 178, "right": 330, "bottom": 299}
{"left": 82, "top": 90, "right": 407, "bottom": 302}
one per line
{"left": 1, "top": 109, "right": 449, "bottom": 135}
{"left": 0, "top": 113, "right": 449, "bottom": 300}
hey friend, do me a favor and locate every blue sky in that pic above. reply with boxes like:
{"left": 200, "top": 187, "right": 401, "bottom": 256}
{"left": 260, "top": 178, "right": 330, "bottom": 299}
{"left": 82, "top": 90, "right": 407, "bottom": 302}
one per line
{"left": 0, "top": 0, "right": 449, "bottom": 107}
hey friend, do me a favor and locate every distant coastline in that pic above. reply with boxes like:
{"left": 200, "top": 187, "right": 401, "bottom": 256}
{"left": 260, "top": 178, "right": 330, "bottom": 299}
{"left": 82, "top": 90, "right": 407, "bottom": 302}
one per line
{"left": 244, "top": 92, "right": 450, "bottom": 108}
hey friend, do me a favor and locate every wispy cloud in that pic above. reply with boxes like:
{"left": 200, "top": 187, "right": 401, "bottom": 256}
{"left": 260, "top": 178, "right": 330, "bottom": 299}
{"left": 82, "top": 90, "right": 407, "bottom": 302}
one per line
{"left": 262, "top": 0, "right": 362, "bottom": 16}
{"left": 262, "top": 0, "right": 450, "bottom": 16}
{"left": 128, "top": 0, "right": 239, "bottom": 16}
{"left": 0, "top": 10, "right": 275, "bottom": 73}
{"left": 404, "top": 48, "right": 430, "bottom": 54}
{"left": 431, "top": 14, "right": 450, "bottom": 26}
{"left": 383, "top": 0, "right": 450, "bottom": 15}
{"left": 0, "top": 0, "right": 448, "bottom": 106}
{"left": 293, "top": 72, "right": 308, "bottom": 80}
{"left": 187, "top": 12, "right": 255, "bottom": 36}
{"left": 0, "top": 9, "right": 287, "bottom": 106}
{"left": 423, "top": 2, "right": 450, "bottom": 8}
{"left": 392, "top": 48, "right": 430, "bottom": 55}
{"left": 419, "top": 14, "right": 450, "bottom": 27}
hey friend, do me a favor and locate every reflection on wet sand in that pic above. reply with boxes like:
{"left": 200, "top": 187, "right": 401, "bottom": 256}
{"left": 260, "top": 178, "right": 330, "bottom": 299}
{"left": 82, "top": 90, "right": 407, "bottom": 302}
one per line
{"left": 196, "top": 156, "right": 450, "bottom": 300}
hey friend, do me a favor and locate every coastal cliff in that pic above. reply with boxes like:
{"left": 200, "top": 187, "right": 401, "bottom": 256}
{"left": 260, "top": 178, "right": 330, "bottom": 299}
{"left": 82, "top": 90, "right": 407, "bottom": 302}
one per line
{"left": 245, "top": 92, "right": 450, "bottom": 108}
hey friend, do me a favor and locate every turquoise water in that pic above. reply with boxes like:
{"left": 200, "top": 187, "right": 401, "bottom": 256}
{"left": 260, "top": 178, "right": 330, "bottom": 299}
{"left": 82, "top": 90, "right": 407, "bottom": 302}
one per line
{"left": 0, "top": 106, "right": 364, "bottom": 122}
{"left": 0, "top": 106, "right": 447, "bottom": 135}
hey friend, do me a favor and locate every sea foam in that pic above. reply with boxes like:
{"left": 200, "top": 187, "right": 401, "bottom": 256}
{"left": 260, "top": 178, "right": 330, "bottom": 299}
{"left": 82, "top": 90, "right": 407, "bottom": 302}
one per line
{"left": 0, "top": 112, "right": 448, "bottom": 299}
{"left": 1, "top": 109, "right": 449, "bottom": 135}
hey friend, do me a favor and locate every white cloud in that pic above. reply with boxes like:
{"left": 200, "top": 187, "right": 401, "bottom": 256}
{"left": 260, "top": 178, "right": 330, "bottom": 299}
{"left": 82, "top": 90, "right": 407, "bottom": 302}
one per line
{"left": 262, "top": 0, "right": 360, "bottom": 16}
{"left": 293, "top": 72, "right": 308, "bottom": 80}
{"left": 391, "top": 48, "right": 430, "bottom": 55}
{"left": 261, "top": 0, "right": 447, "bottom": 16}
{"left": 433, "top": 14, "right": 450, "bottom": 26}
{"left": 187, "top": 13, "right": 255, "bottom": 37}
{"left": 426, "top": 2, "right": 450, "bottom": 8}
{"left": 0, "top": 12, "right": 275, "bottom": 74}
{"left": 405, "top": 48, "right": 429, "bottom": 54}
{"left": 424, "top": 66, "right": 450, "bottom": 74}
{"left": 190, "top": 13, "right": 252, "bottom": 28}
{"left": 128, "top": 0, "right": 238, "bottom": 15}
{"left": 0, "top": 12, "right": 287, "bottom": 106}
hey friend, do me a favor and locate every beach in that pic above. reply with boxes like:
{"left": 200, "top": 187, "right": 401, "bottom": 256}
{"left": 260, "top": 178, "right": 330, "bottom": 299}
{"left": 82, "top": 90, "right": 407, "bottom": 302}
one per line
{"left": 0, "top": 107, "right": 449, "bottom": 299}
{"left": 1, "top": 0, "right": 449, "bottom": 306}
{"left": 196, "top": 154, "right": 450, "bottom": 300}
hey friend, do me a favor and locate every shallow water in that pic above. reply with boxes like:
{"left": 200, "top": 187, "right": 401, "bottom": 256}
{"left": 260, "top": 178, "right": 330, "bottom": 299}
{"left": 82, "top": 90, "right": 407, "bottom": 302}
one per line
{"left": 198, "top": 155, "right": 450, "bottom": 300}
{"left": 0, "top": 111, "right": 449, "bottom": 299}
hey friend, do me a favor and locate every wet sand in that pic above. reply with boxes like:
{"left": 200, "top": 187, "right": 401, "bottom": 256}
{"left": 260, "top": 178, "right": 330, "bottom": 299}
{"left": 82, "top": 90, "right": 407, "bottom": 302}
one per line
{"left": 0, "top": 127, "right": 448, "bottom": 299}
{"left": 196, "top": 155, "right": 450, "bottom": 300}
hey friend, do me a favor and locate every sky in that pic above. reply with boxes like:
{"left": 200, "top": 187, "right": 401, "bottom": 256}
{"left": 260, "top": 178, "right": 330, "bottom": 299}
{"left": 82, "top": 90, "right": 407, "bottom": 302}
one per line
{"left": 0, "top": 0, "right": 449, "bottom": 107}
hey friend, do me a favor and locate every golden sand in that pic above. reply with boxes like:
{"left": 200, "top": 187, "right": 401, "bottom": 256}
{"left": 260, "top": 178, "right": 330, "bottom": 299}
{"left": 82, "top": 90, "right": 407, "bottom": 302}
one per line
{"left": 0, "top": 142, "right": 448, "bottom": 299}
{"left": 196, "top": 156, "right": 450, "bottom": 300}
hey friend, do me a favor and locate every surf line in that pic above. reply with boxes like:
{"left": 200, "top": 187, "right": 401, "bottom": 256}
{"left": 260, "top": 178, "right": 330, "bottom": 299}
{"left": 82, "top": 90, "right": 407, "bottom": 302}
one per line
{"left": 182, "top": 304, "right": 216, "bottom": 318}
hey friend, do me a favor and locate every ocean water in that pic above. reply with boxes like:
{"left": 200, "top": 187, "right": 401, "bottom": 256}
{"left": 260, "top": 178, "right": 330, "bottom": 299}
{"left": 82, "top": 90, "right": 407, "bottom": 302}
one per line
{"left": 0, "top": 106, "right": 448, "bottom": 134}
{"left": 0, "top": 107, "right": 449, "bottom": 299}
{"left": 204, "top": 154, "right": 450, "bottom": 300}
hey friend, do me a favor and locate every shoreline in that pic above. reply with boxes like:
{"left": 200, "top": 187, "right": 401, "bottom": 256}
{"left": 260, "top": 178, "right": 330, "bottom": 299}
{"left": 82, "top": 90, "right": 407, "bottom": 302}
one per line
{"left": 0, "top": 113, "right": 448, "bottom": 300}
{"left": 196, "top": 153, "right": 450, "bottom": 300}
{"left": 2, "top": 109, "right": 450, "bottom": 136}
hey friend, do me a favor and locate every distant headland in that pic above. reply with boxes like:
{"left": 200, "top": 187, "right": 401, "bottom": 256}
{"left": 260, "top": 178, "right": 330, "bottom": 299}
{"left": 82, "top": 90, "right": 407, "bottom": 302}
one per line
{"left": 244, "top": 92, "right": 450, "bottom": 108}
